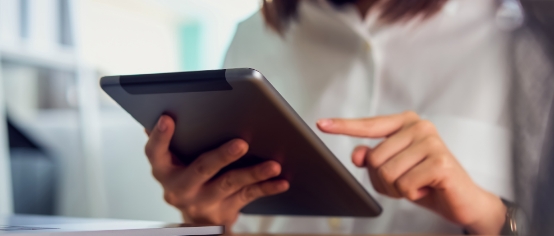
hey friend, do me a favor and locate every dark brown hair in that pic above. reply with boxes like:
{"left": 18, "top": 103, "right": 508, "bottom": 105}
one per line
{"left": 262, "top": 0, "right": 448, "bottom": 33}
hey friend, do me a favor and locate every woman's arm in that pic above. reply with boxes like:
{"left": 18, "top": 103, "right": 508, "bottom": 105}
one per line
{"left": 317, "top": 111, "right": 507, "bottom": 235}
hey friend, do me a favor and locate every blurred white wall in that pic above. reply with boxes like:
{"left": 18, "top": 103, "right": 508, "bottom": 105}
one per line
{"left": 0, "top": 0, "right": 259, "bottom": 221}
{"left": 73, "top": 0, "right": 261, "bottom": 222}
{"left": 153, "top": 0, "right": 261, "bottom": 69}
{"left": 78, "top": 0, "right": 182, "bottom": 75}
{"left": 73, "top": 0, "right": 183, "bottom": 222}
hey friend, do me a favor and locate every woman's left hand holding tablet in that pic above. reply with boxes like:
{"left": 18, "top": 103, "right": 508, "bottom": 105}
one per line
{"left": 144, "top": 115, "right": 289, "bottom": 228}
{"left": 317, "top": 111, "right": 506, "bottom": 235}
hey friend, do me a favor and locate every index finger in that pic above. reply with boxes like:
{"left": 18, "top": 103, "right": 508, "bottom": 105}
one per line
{"left": 317, "top": 111, "right": 419, "bottom": 138}
{"left": 145, "top": 115, "right": 176, "bottom": 172}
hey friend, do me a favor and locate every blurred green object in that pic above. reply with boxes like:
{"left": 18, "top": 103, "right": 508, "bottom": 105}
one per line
{"left": 180, "top": 23, "right": 202, "bottom": 71}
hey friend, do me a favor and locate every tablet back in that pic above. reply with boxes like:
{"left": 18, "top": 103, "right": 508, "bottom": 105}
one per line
{"left": 100, "top": 68, "right": 381, "bottom": 217}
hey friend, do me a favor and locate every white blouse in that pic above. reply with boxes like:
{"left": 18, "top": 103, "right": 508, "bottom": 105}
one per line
{"left": 223, "top": 0, "right": 513, "bottom": 234}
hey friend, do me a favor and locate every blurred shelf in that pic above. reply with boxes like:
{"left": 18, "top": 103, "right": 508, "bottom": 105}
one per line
{"left": 0, "top": 43, "right": 77, "bottom": 71}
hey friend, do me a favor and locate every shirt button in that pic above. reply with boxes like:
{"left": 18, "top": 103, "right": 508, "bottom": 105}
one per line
{"left": 365, "top": 41, "right": 371, "bottom": 51}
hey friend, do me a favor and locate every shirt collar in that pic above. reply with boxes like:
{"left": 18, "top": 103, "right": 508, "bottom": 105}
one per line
{"left": 308, "top": 0, "right": 375, "bottom": 42}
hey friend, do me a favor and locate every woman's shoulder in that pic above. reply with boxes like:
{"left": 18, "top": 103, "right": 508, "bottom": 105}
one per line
{"left": 235, "top": 11, "right": 268, "bottom": 36}
{"left": 223, "top": 11, "right": 286, "bottom": 68}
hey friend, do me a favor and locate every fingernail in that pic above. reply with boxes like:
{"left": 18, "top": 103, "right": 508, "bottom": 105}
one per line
{"left": 317, "top": 119, "right": 333, "bottom": 128}
{"left": 157, "top": 116, "right": 167, "bottom": 132}
{"left": 228, "top": 140, "right": 244, "bottom": 155}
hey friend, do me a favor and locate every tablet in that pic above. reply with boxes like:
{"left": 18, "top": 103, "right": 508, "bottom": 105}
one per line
{"left": 100, "top": 68, "right": 382, "bottom": 217}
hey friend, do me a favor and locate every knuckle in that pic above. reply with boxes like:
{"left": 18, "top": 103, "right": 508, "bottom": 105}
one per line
{"left": 404, "top": 191, "right": 418, "bottom": 201}
{"left": 163, "top": 192, "right": 172, "bottom": 205}
{"left": 369, "top": 177, "right": 386, "bottom": 194}
{"left": 183, "top": 203, "right": 218, "bottom": 222}
{"left": 395, "top": 179, "right": 414, "bottom": 200}
{"left": 163, "top": 191, "right": 182, "bottom": 208}
{"left": 183, "top": 205, "right": 201, "bottom": 219}
{"left": 240, "top": 186, "right": 259, "bottom": 203}
{"left": 424, "top": 136, "right": 443, "bottom": 150}
{"left": 376, "top": 187, "right": 387, "bottom": 195}
{"left": 367, "top": 152, "right": 381, "bottom": 169}
{"left": 403, "top": 110, "right": 420, "bottom": 120}
{"left": 413, "top": 120, "right": 436, "bottom": 134}
{"left": 432, "top": 154, "right": 452, "bottom": 170}
{"left": 151, "top": 169, "right": 163, "bottom": 182}
{"left": 193, "top": 161, "right": 213, "bottom": 178}
{"left": 395, "top": 179, "right": 408, "bottom": 193}
{"left": 407, "top": 192, "right": 420, "bottom": 201}
{"left": 144, "top": 143, "right": 155, "bottom": 158}
{"left": 376, "top": 167, "right": 394, "bottom": 184}
{"left": 219, "top": 174, "right": 235, "bottom": 192}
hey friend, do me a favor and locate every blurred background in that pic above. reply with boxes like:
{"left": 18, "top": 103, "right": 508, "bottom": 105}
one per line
{"left": 0, "top": 0, "right": 260, "bottom": 222}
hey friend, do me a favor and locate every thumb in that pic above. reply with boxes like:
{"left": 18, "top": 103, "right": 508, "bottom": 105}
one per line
{"left": 145, "top": 115, "right": 176, "bottom": 168}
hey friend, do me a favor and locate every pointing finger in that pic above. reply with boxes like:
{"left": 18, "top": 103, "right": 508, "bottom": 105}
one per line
{"left": 317, "top": 111, "right": 420, "bottom": 138}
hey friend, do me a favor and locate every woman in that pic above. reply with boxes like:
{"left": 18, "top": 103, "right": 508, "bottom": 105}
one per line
{"left": 145, "top": 0, "right": 515, "bottom": 234}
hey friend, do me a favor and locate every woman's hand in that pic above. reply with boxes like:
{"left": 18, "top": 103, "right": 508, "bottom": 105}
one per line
{"left": 317, "top": 111, "right": 506, "bottom": 235}
{"left": 145, "top": 115, "right": 289, "bottom": 227}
